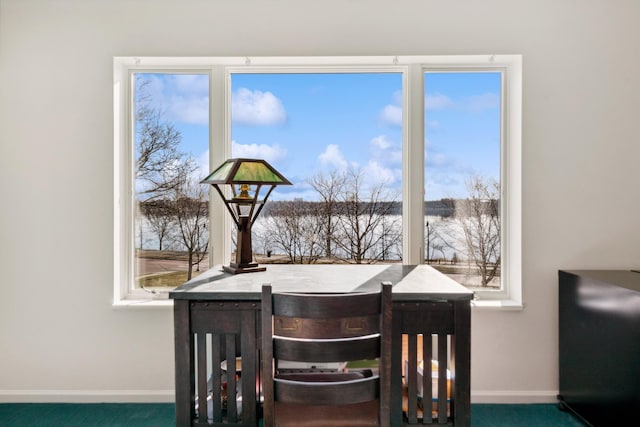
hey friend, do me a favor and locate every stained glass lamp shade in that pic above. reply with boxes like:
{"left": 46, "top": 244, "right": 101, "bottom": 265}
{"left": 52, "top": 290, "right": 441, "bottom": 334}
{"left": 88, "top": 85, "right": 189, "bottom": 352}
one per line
{"left": 201, "top": 158, "right": 291, "bottom": 274}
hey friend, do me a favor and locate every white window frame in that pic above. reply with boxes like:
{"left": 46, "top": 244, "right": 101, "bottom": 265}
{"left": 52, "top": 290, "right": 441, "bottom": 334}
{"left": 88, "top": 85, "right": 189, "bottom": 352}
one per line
{"left": 421, "top": 58, "right": 522, "bottom": 308}
{"left": 113, "top": 55, "right": 522, "bottom": 308}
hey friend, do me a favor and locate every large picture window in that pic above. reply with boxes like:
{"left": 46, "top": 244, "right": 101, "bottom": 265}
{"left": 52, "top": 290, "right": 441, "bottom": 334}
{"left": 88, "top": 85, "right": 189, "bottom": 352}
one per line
{"left": 230, "top": 72, "right": 403, "bottom": 264}
{"left": 114, "top": 56, "right": 521, "bottom": 307}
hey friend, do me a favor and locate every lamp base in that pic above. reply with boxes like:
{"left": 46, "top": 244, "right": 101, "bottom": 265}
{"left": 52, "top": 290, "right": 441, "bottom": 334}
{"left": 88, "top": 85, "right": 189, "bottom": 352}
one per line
{"left": 223, "top": 263, "right": 267, "bottom": 274}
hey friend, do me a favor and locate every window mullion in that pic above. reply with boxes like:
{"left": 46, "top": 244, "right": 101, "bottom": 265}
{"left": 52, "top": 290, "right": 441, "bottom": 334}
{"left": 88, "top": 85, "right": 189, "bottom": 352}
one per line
{"left": 209, "top": 65, "right": 231, "bottom": 267}
{"left": 403, "top": 64, "right": 425, "bottom": 264}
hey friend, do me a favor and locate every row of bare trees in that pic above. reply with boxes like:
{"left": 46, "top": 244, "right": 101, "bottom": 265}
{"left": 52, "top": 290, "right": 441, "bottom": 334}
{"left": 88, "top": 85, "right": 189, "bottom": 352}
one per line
{"left": 137, "top": 158, "right": 499, "bottom": 286}
{"left": 254, "top": 173, "right": 500, "bottom": 286}
{"left": 255, "top": 169, "right": 401, "bottom": 264}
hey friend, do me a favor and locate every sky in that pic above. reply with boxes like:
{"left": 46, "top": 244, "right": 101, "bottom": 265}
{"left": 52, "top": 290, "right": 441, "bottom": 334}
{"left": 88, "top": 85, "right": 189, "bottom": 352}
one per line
{"left": 135, "top": 71, "right": 501, "bottom": 202}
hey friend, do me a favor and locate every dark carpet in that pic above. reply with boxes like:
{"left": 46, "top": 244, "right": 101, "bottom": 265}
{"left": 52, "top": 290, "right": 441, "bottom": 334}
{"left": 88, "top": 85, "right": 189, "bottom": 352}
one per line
{"left": 0, "top": 403, "right": 587, "bottom": 426}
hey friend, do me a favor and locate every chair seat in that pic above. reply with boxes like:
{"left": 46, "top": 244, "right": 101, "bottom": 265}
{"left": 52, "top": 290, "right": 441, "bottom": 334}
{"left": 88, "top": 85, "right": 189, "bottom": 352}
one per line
{"left": 274, "top": 400, "right": 380, "bottom": 427}
{"left": 276, "top": 369, "right": 373, "bottom": 383}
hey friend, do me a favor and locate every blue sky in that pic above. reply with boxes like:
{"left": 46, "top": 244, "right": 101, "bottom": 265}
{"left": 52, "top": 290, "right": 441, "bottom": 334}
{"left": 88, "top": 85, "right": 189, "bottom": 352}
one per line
{"left": 135, "top": 71, "right": 500, "bottom": 201}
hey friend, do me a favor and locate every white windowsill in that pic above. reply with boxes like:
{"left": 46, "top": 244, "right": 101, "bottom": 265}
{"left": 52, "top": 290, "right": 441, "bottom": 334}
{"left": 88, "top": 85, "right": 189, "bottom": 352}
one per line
{"left": 112, "top": 298, "right": 173, "bottom": 309}
{"left": 471, "top": 299, "right": 523, "bottom": 310}
{"left": 113, "top": 296, "right": 522, "bottom": 310}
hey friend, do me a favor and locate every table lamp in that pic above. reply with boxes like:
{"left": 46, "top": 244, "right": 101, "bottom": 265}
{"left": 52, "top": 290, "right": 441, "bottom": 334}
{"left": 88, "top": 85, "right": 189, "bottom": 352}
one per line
{"left": 201, "top": 158, "right": 291, "bottom": 274}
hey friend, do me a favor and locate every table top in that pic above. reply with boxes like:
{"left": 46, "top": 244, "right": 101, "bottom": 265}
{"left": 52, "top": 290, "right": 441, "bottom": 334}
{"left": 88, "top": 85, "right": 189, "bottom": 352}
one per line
{"left": 170, "top": 264, "right": 474, "bottom": 302}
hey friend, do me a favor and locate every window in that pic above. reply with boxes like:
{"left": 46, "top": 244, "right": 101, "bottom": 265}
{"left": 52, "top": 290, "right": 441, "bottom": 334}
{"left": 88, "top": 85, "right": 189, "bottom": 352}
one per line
{"left": 132, "top": 72, "right": 210, "bottom": 294}
{"left": 114, "top": 64, "right": 212, "bottom": 302}
{"left": 114, "top": 56, "right": 521, "bottom": 307}
{"left": 424, "top": 71, "right": 505, "bottom": 300}
{"left": 230, "top": 72, "right": 403, "bottom": 264}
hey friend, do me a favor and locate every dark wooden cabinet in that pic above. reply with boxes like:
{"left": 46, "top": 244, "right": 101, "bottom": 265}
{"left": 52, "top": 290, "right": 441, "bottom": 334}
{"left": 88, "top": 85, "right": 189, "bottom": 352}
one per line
{"left": 558, "top": 270, "right": 640, "bottom": 426}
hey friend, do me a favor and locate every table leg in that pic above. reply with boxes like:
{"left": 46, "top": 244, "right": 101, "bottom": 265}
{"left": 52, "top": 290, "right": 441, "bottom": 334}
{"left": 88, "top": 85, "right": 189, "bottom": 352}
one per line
{"left": 452, "top": 300, "right": 471, "bottom": 427}
{"left": 390, "top": 312, "right": 404, "bottom": 427}
{"left": 174, "top": 300, "right": 194, "bottom": 426}
{"left": 241, "top": 309, "right": 258, "bottom": 426}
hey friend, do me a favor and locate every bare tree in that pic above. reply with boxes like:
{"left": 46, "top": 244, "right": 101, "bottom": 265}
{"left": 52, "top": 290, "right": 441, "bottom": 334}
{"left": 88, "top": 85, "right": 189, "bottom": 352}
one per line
{"left": 170, "top": 176, "right": 209, "bottom": 280}
{"left": 140, "top": 199, "right": 174, "bottom": 250}
{"left": 425, "top": 218, "right": 452, "bottom": 263}
{"left": 306, "top": 170, "right": 346, "bottom": 258}
{"left": 262, "top": 199, "right": 324, "bottom": 264}
{"left": 333, "top": 169, "right": 399, "bottom": 264}
{"left": 378, "top": 214, "right": 402, "bottom": 261}
{"left": 455, "top": 176, "right": 501, "bottom": 286}
{"left": 134, "top": 79, "right": 194, "bottom": 201}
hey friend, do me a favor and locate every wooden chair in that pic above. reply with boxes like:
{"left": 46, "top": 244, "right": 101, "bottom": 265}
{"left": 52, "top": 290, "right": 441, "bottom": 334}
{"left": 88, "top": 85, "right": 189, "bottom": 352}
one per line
{"left": 261, "top": 282, "right": 392, "bottom": 427}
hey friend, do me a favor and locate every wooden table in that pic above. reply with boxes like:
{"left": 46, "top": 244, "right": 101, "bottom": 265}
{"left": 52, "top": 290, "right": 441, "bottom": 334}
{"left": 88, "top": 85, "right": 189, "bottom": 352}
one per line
{"left": 170, "top": 264, "right": 472, "bottom": 427}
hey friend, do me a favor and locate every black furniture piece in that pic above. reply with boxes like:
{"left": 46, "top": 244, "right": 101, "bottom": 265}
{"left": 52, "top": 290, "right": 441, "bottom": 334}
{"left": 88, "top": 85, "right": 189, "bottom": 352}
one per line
{"left": 558, "top": 270, "right": 640, "bottom": 426}
{"left": 171, "top": 264, "right": 472, "bottom": 426}
{"left": 261, "top": 282, "right": 392, "bottom": 427}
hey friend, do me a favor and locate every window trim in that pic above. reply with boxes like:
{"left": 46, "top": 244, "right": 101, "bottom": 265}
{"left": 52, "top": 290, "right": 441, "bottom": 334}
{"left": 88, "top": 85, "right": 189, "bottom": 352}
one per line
{"left": 113, "top": 55, "right": 522, "bottom": 308}
{"left": 421, "top": 60, "right": 522, "bottom": 306}
{"left": 113, "top": 59, "right": 216, "bottom": 303}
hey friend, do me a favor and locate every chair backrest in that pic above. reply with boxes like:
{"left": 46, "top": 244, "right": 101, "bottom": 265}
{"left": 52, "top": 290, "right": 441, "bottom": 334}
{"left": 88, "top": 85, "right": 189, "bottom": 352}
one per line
{"left": 261, "top": 282, "right": 392, "bottom": 427}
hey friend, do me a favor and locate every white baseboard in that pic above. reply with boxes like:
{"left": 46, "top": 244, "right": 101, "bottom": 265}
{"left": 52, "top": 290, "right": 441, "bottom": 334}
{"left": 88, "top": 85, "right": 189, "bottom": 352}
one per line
{"left": 2, "top": 389, "right": 558, "bottom": 404}
{"left": 0, "top": 390, "right": 175, "bottom": 403}
{"left": 471, "top": 390, "right": 559, "bottom": 404}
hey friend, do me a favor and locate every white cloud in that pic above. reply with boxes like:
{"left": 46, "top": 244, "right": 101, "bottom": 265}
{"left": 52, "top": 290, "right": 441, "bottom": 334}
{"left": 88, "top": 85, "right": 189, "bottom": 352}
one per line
{"left": 232, "top": 88, "right": 287, "bottom": 126}
{"left": 364, "top": 136, "right": 401, "bottom": 192}
{"left": 318, "top": 144, "right": 349, "bottom": 171}
{"left": 378, "top": 90, "right": 403, "bottom": 127}
{"left": 136, "top": 74, "right": 165, "bottom": 102}
{"left": 137, "top": 74, "right": 210, "bottom": 125}
{"left": 392, "top": 89, "right": 403, "bottom": 106}
{"left": 426, "top": 151, "right": 449, "bottom": 168}
{"left": 379, "top": 104, "right": 402, "bottom": 126}
{"left": 197, "top": 149, "right": 210, "bottom": 180}
{"left": 370, "top": 135, "right": 393, "bottom": 151}
{"left": 369, "top": 135, "right": 401, "bottom": 166}
{"left": 363, "top": 160, "right": 397, "bottom": 186}
{"left": 425, "top": 93, "right": 454, "bottom": 110}
{"left": 315, "top": 140, "right": 402, "bottom": 198}
{"left": 169, "top": 95, "right": 209, "bottom": 125}
{"left": 425, "top": 91, "right": 499, "bottom": 113}
{"left": 232, "top": 141, "right": 287, "bottom": 164}
{"left": 464, "top": 92, "right": 500, "bottom": 112}
{"left": 172, "top": 74, "right": 209, "bottom": 94}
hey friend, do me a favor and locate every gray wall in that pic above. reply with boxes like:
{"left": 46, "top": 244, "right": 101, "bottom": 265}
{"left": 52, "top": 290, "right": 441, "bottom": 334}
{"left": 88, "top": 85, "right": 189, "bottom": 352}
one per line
{"left": 1, "top": 0, "right": 638, "bottom": 402}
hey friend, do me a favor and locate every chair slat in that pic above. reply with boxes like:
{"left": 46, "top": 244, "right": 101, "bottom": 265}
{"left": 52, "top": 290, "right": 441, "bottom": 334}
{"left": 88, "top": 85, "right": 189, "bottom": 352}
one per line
{"left": 407, "top": 334, "right": 418, "bottom": 424}
{"left": 273, "top": 291, "right": 381, "bottom": 318}
{"left": 274, "top": 314, "right": 381, "bottom": 338}
{"left": 226, "top": 334, "right": 237, "bottom": 422}
{"left": 273, "top": 334, "right": 380, "bottom": 363}
{"left": 211, "top": 334, "right": 222, "bottom": 423}
{"left": 274, "top": 376, "right": 379, "bottom": 406}
{"left": 196, "top": 333, "right": 208, "bottom": 422}
{"left": 437, "top": 334, "right": 448, "bottom": 424}
{"left": 423, "top": 335, "right": 433, "bottom": 425}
